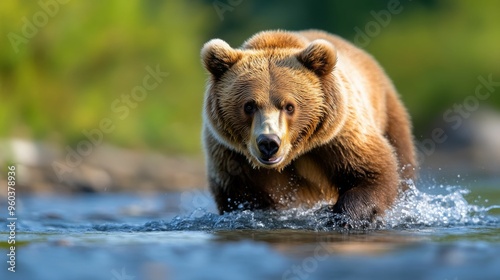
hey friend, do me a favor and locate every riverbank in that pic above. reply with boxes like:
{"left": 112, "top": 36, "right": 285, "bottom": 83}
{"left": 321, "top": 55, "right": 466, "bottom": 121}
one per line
{"left": 0, "top": 139, "right": 206, "bottom": 195}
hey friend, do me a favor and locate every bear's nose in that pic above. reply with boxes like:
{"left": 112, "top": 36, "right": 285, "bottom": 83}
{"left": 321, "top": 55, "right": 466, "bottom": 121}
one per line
{"left": 257, "top": 134, "right": 281, "bottom": 158}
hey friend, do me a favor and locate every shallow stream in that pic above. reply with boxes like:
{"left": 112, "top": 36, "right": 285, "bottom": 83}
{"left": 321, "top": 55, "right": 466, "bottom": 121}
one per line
{"left": 1, "top": 180, "right": 499, "bottom": 280}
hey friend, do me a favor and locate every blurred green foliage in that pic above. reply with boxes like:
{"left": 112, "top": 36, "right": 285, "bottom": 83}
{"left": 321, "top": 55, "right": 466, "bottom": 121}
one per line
{"left": 1, "top": 0, "right": 499, "bottom": 154}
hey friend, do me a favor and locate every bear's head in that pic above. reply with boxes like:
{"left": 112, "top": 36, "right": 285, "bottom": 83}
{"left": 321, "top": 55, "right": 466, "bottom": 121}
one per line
{"left": 202, "top": 31, "right": 347, "bottom": 170}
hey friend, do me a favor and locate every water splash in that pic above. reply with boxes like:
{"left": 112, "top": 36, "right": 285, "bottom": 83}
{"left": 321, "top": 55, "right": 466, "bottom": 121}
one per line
{"left": 93, "top": 206, "right": 331, "bottom": 232}
{"left": 385, "top": 184, "right": 499, "bottom": 228}
{"left": 92, "top": 184, "right": 499, "bottom": 232}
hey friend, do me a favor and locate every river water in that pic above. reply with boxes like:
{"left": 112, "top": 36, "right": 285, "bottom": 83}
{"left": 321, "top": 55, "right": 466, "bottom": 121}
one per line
{"left": 1, "top": 181, "right": 499, "bottom": 280}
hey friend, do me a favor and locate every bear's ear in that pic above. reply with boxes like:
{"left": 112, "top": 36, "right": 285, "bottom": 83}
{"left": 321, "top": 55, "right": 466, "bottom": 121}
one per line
{"left": 296, "top": 39, "right": 337, "bottom": 76}
{"left": 201, "top": 39, "right": 243, "bottom": 78}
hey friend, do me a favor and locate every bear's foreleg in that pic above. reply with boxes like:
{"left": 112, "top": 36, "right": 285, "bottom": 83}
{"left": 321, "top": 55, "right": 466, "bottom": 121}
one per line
{"left": 328, "top": 135, "right": 400, "bottom": 227}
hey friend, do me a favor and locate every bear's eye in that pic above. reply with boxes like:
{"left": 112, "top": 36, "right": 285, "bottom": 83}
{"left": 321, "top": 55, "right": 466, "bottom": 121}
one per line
{"left": 285, "top": 104, "right": 295, "bottom": 114}
{"left": 244, "top": 102, "right": 256, "bottom": 115}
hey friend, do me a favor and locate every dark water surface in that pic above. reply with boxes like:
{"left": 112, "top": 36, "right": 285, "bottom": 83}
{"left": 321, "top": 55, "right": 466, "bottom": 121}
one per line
{"left": 1, "top": 182, "right": 500, "bottom": 280}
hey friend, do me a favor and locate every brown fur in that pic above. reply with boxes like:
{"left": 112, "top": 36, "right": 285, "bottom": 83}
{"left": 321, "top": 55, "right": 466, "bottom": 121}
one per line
{"left": 201, "top": 30, "right": 417, "bottom": 224}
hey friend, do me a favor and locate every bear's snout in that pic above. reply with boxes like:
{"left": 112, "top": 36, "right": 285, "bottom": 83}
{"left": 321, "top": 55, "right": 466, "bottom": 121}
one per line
{"left": 256, "top": 134, "right": 281, "bottom": 161}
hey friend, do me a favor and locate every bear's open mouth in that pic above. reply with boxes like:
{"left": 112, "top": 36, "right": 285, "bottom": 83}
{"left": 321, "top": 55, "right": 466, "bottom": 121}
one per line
{"left": 258, "top": 156, "right": 283, "bottom": 166}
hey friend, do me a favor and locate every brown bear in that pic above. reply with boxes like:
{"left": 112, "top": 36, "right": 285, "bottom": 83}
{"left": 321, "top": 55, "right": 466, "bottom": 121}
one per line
{"left": 201, "top": 29, "right": 417, "bottom": 226}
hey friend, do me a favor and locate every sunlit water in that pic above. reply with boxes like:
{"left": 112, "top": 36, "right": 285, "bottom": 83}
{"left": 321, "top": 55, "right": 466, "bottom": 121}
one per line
{"left": 1, "top": 181, "right": 499, "bottom": 280}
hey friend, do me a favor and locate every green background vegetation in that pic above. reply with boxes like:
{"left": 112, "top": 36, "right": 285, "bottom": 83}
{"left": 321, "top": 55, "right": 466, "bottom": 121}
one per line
{"left": 1, "top": 0, "right": 499, "bottom": 155}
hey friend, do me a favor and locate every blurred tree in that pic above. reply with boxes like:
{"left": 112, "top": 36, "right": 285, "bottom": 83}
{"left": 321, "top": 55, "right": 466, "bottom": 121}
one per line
{"left": 1, "top": 0, "right": 211, "bottom": 154}
{"left": 1, "top": 0, "right": 499, "bottom": 155}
